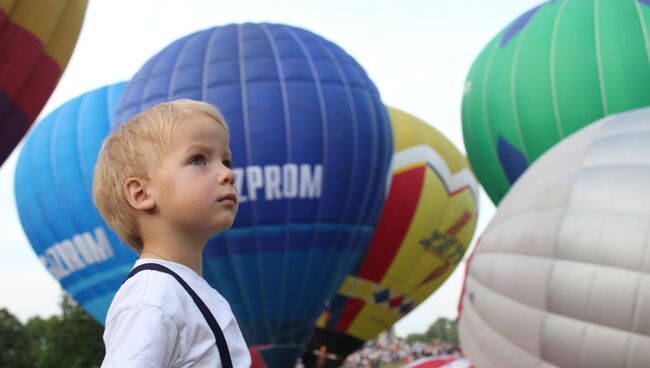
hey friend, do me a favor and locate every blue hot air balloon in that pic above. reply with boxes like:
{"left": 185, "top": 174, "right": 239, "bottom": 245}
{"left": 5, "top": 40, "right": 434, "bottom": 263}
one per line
{"left": 14, "top": 83, "right": 137, "bottom": 323}
{"left": 114, "top": 23, "right": 393, "bottom": 367}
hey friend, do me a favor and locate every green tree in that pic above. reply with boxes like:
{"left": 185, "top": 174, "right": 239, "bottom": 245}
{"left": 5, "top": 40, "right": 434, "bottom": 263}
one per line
{"left": 52, "top": 294, "right": 105, "bottom": 368}
{"left": 0, "top": 308, "right": 31, "bottom": 368}
{"left": 23, "top": 293, "right": 105, "bottom": 368}
{"left": 404, "top": 318, "right": 460, "bottom": 346}
{"left": 405, "top": 333, "right": 427, "bottom": 344}
{"left": 425, "top": 318, "right": 459, "bottom": 345}
{"left": 24, "top": 315, "right": 60, "bottom": 367}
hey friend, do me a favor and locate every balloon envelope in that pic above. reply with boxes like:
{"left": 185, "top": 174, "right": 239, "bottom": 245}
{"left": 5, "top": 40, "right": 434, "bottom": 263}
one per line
{"left": 303, "top": 107, "right": 478, "bottom": 368}
{"left": 0, "top": 0, "right": 87, "bottom": 166}
{"left": 403, "top": 356, "right": 473, "bottom": 368}
{"left": 14, "top": 83, "right": 137, "bottom": 323}
{"left": 458, "top": 107, "right": 650, "bottom": 368}
{"left": 462, "top": 0, "right": 650, "bottom": 204}
{"left": 115, "top": 23, "right": 393, "bottom": 367}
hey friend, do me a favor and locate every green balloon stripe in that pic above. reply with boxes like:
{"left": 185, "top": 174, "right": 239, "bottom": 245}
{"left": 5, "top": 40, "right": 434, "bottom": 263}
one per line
{"left": 554, "top": 0, "right": 603, "bottom": 138}
{"left": 516, "top": 2, "right": 562, "bottom": 159}
{"left": 478, "top": 44, "right": 509, "bottom": 201}
{"left": 472, "top": 38, "right": 510, "bottom": 203}
{"left": 599, "top": 1, "right": 650, "bottom": 115}
{"left": 462, "top": 38, "right": 490, "bottom": 199}
{"left": 549, "top": 0, "right": 570, "bottom": 139}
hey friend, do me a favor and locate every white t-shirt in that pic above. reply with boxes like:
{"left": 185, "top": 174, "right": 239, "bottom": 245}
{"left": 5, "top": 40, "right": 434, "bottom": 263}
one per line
{"left": 101, "top": 259, "right": 251, "bottom": 368}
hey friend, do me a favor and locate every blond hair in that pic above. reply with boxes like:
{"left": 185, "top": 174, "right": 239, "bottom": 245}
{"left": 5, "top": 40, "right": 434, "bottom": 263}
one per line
{"left": 93, "top": 99, "right": 228, "bottom": 252}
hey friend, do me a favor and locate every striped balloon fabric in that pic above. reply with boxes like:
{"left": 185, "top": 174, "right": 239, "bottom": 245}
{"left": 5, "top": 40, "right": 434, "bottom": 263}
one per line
{"left": 0, "top": 0, "right": 87, "bottom": 165}
{"left": 459, "top": 107, "right": 650, "bottom": 368}
{"left": 462, "top": 0, "right": 650, "bottom": 204}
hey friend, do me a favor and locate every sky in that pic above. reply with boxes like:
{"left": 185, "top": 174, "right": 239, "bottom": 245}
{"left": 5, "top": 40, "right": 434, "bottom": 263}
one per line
{"left": 0, "top": 0, "right": 543, "bottom": 337}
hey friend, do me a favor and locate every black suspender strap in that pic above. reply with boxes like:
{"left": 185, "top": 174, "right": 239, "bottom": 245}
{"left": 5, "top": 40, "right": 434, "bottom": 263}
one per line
{"left": 124, "top": 263, "right": 234, "bottom": 368}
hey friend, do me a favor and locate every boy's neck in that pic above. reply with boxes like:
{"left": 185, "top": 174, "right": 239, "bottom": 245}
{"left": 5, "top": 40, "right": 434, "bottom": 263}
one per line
{"left": 139, "top": 233, "right": 206, "bottom": 276}
{"left": 139, "top": 248, "right": 204, "bottom": 276}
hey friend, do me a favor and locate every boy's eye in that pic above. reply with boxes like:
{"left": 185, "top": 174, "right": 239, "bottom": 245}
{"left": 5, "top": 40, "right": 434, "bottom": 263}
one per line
{"left": 222, "top": 159, "right": 232, "bottom": 168}
{"left": 190, "top": 155, "right": 207, "bottom": 166}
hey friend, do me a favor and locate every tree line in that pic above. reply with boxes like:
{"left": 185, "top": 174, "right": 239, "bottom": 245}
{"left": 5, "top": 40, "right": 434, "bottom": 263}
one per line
{"left": 0, "top": 294, "right": 104, "bottom": 368}
{"left": 404, "top": 317, "right": 459, "bottom": 346}
{"left": 0, "top": 293, "right": 459, "bottom": 367}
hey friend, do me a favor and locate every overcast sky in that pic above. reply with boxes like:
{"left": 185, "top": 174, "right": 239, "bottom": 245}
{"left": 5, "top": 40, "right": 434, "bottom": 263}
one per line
{"left": 0, "top": 0, "right": 543, "bottom": 337}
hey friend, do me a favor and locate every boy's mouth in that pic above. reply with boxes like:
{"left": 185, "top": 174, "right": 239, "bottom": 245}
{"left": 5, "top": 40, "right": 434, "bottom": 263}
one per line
{"left": 218, "top": 193, "right": 238, "bottom": 204}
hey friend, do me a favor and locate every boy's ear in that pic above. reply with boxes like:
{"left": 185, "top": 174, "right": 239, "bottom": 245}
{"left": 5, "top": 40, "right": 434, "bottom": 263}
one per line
{"left": 123, "top": 177, "right": 155, "bottom": 211}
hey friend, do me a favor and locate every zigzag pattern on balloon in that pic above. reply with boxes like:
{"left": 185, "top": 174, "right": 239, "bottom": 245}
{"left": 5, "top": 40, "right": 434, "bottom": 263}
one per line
{"left": 392, "top": 144, "right": 478, "bottom": 201}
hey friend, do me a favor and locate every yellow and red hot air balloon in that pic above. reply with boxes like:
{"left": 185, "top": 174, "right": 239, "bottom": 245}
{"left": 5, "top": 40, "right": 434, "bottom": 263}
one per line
{"left": 0, "top": 0, "right": 87, "bottom": 165}
{"left": 303, "top": 107, "right": 479, "bottom": 367}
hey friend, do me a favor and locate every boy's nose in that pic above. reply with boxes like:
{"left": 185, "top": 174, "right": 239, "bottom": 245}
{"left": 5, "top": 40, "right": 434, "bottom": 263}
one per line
{"left": 219, "top": 167, "right": 235, "bottom": 185}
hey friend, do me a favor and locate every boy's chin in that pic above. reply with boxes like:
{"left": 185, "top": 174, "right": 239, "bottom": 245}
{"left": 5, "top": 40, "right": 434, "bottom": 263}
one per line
{"left": 210, "top": 219, "right": 235, "bottom": 236}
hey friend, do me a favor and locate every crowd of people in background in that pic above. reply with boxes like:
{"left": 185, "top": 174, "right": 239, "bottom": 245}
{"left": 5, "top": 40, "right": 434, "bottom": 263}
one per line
{"left": 343, "top": 336, "right": 461, "bottom": 367}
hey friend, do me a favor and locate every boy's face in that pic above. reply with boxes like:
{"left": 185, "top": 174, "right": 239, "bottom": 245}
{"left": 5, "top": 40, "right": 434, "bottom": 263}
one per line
{"left": 147, "top": 113, "right": 237, "bottom": 238}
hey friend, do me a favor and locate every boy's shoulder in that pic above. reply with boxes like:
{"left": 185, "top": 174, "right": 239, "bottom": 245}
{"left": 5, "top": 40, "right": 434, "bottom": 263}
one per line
{"left": 104, "top": 259, "right": 250, "bottom": 367}
{"left": 105, "top": 259, "right": 219, "bottom": 327}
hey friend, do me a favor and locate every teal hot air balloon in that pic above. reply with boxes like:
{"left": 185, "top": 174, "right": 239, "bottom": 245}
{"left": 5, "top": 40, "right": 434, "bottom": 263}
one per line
{"left": 14, "top": 83, "right": 138, "bottom": 323}
{"left": 462, "top": 0, "right": 650, "bottom": 204}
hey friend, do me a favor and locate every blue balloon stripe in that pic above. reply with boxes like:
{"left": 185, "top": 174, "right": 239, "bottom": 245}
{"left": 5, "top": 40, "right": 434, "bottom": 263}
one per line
{"left": 279, "top": 25, "right": 332, "bottom": 337}
{"left": 204, "top": 239, "right": 263, "bottom": 341}
{"left": 258, "top": 23, "right": 296, "bottom": 344}
{"left": 65, "top": 264, "right": 133, "bottom": 296}
{"left": 228, "top": 223, "right": 369, "bottom": 236}
{"left": 209, "top": 249, "right": 343, "bottom": 320}
{"left": 82, "top": 291, "right": 118, "bottom": 324}
{"left": 32, "top": 108, "right": 74, "bottom": 269}
{"left": 204, "top": 223, "right": 373, "bottom": 257}
{"left": 52, "top": 97, "right": 114, "bottom": 304}
{"left": 235, "top": 23, "right": 267, "bottom": 344}
{"left": 295, "top": 37, "right": 368, "bottom": 324}
{"left": 250, "top": 23, "right": 282, "bottom": 345}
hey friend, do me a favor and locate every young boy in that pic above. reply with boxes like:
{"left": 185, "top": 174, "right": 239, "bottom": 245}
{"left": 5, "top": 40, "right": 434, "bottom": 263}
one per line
{"left": 93, "top": 99, "right": 251, "bottom": 368}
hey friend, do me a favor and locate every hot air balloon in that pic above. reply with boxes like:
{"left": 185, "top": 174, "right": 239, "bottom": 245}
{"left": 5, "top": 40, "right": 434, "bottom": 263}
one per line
{"left": 462, "top": 0, "right": 650, "bottom": 204}
{"left": 403, "top": 355, "right": 473, "bottom": 368}
{"left": 302, "top": 107, "right": 478, "bottom": 368}
{"left": 0, "top": 0, "right": 87, "bottom": 166}
{"left": 458, "top": 107, "right": 650, "bottom": 368}
{"left": 114, "top": 23, "right": 393, "bottom": 367}
{"left": 14, "top": 83, "right": 138, "bottom": 323}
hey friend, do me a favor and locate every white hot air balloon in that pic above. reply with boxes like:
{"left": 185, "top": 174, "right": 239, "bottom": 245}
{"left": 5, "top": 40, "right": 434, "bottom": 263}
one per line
{"left": 458, "top": 107, "right": 650, "bottom": 368}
